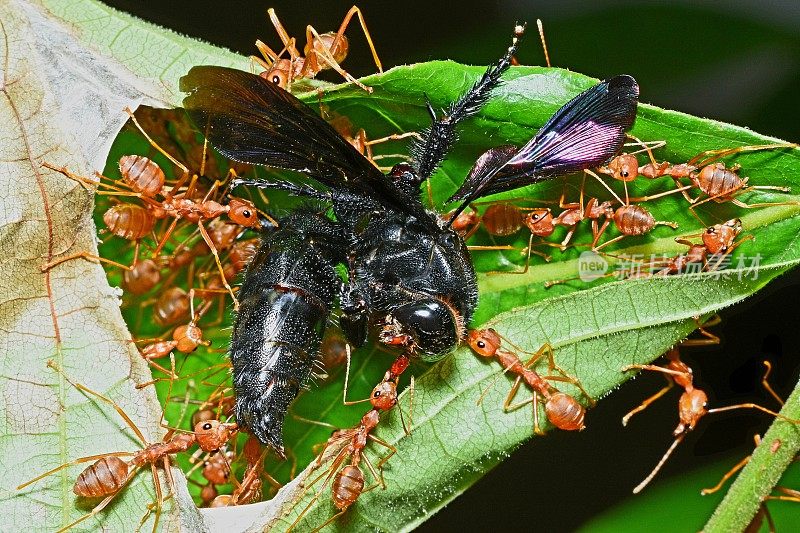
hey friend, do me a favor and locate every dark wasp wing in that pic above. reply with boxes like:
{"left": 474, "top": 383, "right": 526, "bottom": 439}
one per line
{"left": 448, "top": 75, "right": 639, "bottom": 207}
{"left": 181, "top": 66, "right": 433, "bottom": 223}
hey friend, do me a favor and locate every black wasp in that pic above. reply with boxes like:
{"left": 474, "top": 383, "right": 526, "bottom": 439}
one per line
{"left": 181, "top": 23, "right": 638, "bottom": 455}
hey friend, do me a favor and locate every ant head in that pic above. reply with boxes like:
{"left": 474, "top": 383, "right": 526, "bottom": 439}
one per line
{"left": 608, "top": 154, "right": 638, "bottom": 182}
{"left": 676, "top": 388, "right": 708, "bottom": 434}
{"left": 467, "top": 328, "right": 501, "bottom": 358}
{"left": 227, "top": 198, "right": 261, "bottom": 228}
{"left": 524, "top": 209, "right": 554, "bottom": 236}
{"left": 702, "top": 218, "right": 742, "bottom": 254}
{"left": 260, "top": 59, "right": 293, "bottom": 89}
{"left": 370, "top": 380, "right": 398, "bottom": 411}
{"left": 308, "top": 32, "right": 349, "bottom": 64}
{"left": 195, "top": 419, "right": 235, "bottom": 452}
{"left": 378, "top": 299, "right": 464, "bottom": 362}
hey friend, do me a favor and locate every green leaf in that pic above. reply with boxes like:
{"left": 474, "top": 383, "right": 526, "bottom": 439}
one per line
{"left": 9, "top": 1, "right": 800, "bottom": 531}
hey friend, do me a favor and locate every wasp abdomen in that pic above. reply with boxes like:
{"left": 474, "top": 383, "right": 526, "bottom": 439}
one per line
{"left": 231, "top": 217, "right": 341, "bottom": 455}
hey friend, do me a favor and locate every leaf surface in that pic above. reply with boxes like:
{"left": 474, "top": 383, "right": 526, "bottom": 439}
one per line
{"left": 0, "top": 0, "right": 241, "bottom": 530}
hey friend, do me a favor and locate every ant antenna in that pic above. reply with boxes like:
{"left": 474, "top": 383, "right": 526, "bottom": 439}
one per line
{"left": 537, "top": 19, "right": 551, "bottom": 68}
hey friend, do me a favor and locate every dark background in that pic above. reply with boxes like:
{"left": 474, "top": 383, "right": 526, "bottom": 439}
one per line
{"left": 100, "top": 1, "right": 800, "bottom": 530}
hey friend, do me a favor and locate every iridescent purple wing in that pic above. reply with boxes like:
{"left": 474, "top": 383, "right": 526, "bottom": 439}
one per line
{"left": 448, "top": 75, "right": 639, "bottom": 207}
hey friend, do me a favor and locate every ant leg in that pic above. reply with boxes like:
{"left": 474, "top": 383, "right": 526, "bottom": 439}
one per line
{"left": 152, "top": 218, "right": 179, "bottom": 258}
{"left": 365, "top": 131, "right": 419, "bottom": 146}
{"left": 56, "top": 490, "right": 125, "bottom": 533}
{"left": 124, "top": 108, "right": 190, "bottom": 182}
{"left": 288, "top": 449, "right": 349, "bottom": 533}
{"left": 362, "top": 451, "right": 387, "bottom": 489}
{"left": 47, "top": 361, "right": 148, "bottom": 444}
{"left": 584, "top": 168, "right": 625, "bottom": 206}
{"left": 536, "top": 19, "right": 551, "bottom": 68}
{"left": 688, "top": 143, "right": 798, "bottom": 168}
{"left": 621, "top": 377, "right": 674, "bottom": 426}
{"left": 340, "top": 344, "right": 373, "bottom": 407}
{"left": 503, "top": 375, "right": 531, "bottom": 410}
{"left": 768, "top": 487, "right": 800, "bottom": 503}
{"left": 139, "top": 463, "right": 164, "bottom": 533}
{"left": 41, "top": 251, "right": 133, "bottom": 273}
{"left": 625, "top": 135, "right": 665, "bottom": 164}
{"left": 628, "top": 184, "right": 694, "bottom": 203}
{"left": 621, "top": 363, "right": 689, "bottom": 380}
{"left": 729, "top": 197, "right": 798, "bottom": 209}
{"left": 334, "top": 5, "right": 383, "bottom": 73}
{"left": 397, "top": 376, "right": 415, "bottom": 436}
{"left": 310, "top": 509, "right": 347, "bottom": 533}
{"left": 305, "top": 25, "right": 372, "bottom": 92}
{"left": 593, "top": 233, "right": 624, "bottom": 252}
{"left": 761, "top": 361, "right": 784, "bottom": 406}
{"left": 196, "top": 221, "right": 239, "bottom": 311}
{"left": 267, "top": 8, "right": 302, "bottom": 57}
{"left": 42, "top": 162, "right": 141, "bottom": 196}
{"left": 706, "top": 403, "right": 800, "bottom": 424}
{"left": 533, "top": 343, "right": 594, "bottom": 405}
{"left": 700, "top": 435, "right": 761, "bottom": 495}
{"left": 681, "top": 316, "right": 721, "bottom": 347}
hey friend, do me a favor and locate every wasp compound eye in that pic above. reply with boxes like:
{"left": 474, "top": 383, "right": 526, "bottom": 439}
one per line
{"left": 390, "top": 300, "right": 460, "bottom": 362}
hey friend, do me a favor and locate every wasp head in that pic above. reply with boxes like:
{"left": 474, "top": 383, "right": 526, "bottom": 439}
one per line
{"left": 378, "top": 298, "right": 465, "bottom": 362}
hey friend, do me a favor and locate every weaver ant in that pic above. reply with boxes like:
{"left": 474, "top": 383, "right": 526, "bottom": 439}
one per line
{"left": 288, "top": 350, "right": 413, "bottom": 531}
{"left": 253, "top": 6, "right": 382, "bottom": 92}
{"left": 621, "top": 347, "right": 799, "bottom": 493}
{"left": 606, "top": 143, "right": 800, "bottom": 218}
{"left": 16, "top": 362, "right": 237, "bottom": 532}
{"left": 43, "top": 108, "right": 274, "bottom": 309}
{"left": 467, "top": 328, "right": 592, "bottom": 433}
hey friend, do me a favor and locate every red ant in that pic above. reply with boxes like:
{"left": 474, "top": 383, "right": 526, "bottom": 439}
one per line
{"left": 602, "top": 143, "right": 799, "bottom": 215}
{"left": 288, "top": 350, "right": 414, "bottom": 531}
{"left": 544, "top": 218, "right": 747, "bottom": 287}
{"left": 320, "top": 104, "right": 418, "bottom": 171}
{"left": 210, "top": 436, "right": 279, "bottom": 506}
{"left": 138, "top": 290, "right": 212, "bottom": 384}
{"left": 621, "top": 348, "right": 799, "bottom": 493}
{"left": 42, "top": 108, "right": 274, "bottom": 309}
{"left": 16, "top": 362, "right": 237, "bottom": 532}
{"left": 253, "top": 6, "right": 382, "bottom": 93}
{"left": 634, "top": 218, "right": 749, "bottom": 277}
{"left": 467, "top": 328, "right": 592, "bottom": 433}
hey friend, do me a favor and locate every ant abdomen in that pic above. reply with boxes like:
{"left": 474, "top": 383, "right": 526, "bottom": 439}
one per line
{"left": 118, "top": 155, "right": 165, "bottom": 197}
{"left": 546, "top": 392, "right": 585, "bottom": 431}
{"left": 103, "top": 204, "right": 155, "bottom": 240}
{"left": 482, "top": 203, "right": 523, "bottom": 236}
{"left": 74, "top": 456, "right": 129, "bottom": 497}
{"left": 613, "top": 205, "right": 655, "bottom": 235}
{"left": 122, "top": 259, "right": 161, "bottom": 295}
{"left": 332, "top": 465, "right": 365, "bottom": 511}
{"left": 695, "top": 163, "right": 741, "bottom": 198}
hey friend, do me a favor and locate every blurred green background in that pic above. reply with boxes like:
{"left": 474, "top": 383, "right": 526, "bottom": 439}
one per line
{"left": 101, "top": 1, "right": 800, "bottom": 531}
